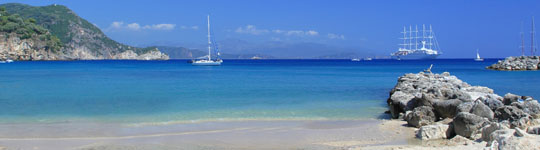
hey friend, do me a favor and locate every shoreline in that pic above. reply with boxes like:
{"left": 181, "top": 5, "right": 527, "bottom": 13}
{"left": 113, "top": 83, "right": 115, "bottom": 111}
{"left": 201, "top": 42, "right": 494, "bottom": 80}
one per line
{"left": 0, "top": 119, "right": 420, "bottom": 150}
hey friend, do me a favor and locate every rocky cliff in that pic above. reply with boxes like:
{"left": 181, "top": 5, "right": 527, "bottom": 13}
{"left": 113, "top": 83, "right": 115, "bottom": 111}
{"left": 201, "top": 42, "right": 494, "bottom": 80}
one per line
{"left": 0, "top": 3, "right": 168, "bottom": 60}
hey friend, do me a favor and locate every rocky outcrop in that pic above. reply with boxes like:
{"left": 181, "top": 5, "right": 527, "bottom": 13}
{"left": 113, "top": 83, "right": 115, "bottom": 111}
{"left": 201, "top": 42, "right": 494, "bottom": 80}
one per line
{"left": 487, "top": 56, "right": 540, "bottom": 70}
{"left": 112, "top": 49, "right": 169, "bottom": 60}
{"left": 386, "top": 71, "right": 540, "bottom": 149}
{"left": 0, "top": 33, "right": 63, "bottom": 60}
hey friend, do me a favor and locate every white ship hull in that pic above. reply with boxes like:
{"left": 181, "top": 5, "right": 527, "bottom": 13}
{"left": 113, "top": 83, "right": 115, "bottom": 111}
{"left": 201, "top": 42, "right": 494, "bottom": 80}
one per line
{"left": 391, "top": 53, "right": 439, "bottom": 60}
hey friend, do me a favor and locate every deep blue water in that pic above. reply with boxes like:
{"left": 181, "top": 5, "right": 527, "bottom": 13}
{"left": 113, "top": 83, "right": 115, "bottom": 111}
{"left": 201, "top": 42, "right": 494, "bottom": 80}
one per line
{"left": 0, "top": 59, "right": 538, "bottom": 123}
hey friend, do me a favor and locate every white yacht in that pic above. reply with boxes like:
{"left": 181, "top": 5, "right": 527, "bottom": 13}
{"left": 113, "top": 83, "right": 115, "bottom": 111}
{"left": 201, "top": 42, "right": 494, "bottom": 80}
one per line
{"left": 192, "top": 15, "right": 222, "bottom": 66}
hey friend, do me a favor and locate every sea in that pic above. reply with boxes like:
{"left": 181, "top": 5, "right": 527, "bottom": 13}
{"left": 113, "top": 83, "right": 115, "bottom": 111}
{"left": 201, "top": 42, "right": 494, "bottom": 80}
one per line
{"left": 0, "top": 59, "right": 539, "bottom": 124}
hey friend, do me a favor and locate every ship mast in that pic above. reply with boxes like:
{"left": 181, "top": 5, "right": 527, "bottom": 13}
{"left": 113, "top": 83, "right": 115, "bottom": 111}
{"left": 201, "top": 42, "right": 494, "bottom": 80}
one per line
{"left": 207, "top": 15, "right": 212, "bottom": 60}
{"left": 409, "top": 25, "right": 412, "bottom": 50}
{"left": 401, "top": 26, "right": 407, "bottom": 50}
{"left": 429, "top": 25, "right": 433, "bottom": 49}
{"left": 415, "top": 25, "right": 418, "bottom": 50}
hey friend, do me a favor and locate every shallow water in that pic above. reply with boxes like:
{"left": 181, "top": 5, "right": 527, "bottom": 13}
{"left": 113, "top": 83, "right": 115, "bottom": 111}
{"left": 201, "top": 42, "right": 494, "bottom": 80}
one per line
{"left": 0, "top": 59, "right": 538, "bottom": 123}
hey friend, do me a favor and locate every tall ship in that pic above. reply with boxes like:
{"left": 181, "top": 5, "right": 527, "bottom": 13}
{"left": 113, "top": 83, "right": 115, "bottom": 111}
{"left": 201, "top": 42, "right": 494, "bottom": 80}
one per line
{"left": 391, "top": 24, "right": 441, "bottom": 60}
{"left": 191, "top": 15, "right": 223, "bottom": 66}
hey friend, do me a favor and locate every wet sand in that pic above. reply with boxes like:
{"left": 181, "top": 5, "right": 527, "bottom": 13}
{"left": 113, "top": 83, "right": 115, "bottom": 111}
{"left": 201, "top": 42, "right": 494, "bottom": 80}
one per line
{"left": 0, "top": 119, "right": 422, "bottom": 150}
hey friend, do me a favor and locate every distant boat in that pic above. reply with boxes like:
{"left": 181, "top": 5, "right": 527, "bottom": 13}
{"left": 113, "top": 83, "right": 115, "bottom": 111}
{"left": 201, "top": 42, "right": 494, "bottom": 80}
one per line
{"left": 475, "top": 49, "right": 484, "bottom": 61}
{"left": 391, "top": 24, "right": 441, "bottom": 60}
{"left": 191, "top": 15, "right": 222, "bottom": 66}
{"left": 351, "top": 58, "right": 360, "bottom": 61}
{"left": 363, "top": 57, "right": 373, "bottom": 61}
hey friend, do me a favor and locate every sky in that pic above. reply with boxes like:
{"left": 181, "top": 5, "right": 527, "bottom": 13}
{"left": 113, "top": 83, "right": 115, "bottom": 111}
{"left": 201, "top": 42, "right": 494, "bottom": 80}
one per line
{"left": 1, "top": 0, "right": 540, "bottom": 58}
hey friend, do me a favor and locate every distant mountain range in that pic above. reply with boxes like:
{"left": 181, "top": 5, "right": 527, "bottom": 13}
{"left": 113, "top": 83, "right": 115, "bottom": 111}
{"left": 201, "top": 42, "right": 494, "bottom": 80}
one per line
{"left": 156, "top": 46, "right": 274, "bottom": 59}
{"left": 1, "top": 3, "right": 168, "bottom": 60}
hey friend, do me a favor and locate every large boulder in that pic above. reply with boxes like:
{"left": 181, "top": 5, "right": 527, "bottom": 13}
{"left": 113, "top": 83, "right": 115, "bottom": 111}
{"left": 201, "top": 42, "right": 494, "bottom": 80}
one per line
{"left": 471, "top": 100, "right": 495, "bottom": 120}
{"left": 452, "top": 112, "right": 489, "bottom": 138}
{"left": 482, "top": 122, "right": 509, "bottom": 142}
{"left": 416, "top": 124, "right": 454, "bottom": 140}
{"left": 405, "top": 106, "right": 436, "bottom": 128}
{"left": 481, "top": 96, "right": 504, "bottom": 111}
{"left": 456, "top": 101, "right": 474, "bottom": 114}
{"left": 504, "top": 93, "right": 521, "bottom": 105}
{"left": 432, "top": 99, "right": 462, "bottom": 119}
{"left": 388, "top": 91, "right": 416, "bottom": 119}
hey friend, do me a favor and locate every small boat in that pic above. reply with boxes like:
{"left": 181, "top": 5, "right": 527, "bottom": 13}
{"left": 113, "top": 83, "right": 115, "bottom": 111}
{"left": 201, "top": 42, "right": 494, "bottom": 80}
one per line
{"left": 363, "top": 57, "right": 373, "bottom": 61}
{"left": 351, "top": 58, "right": 360, "bottom": 61}
{"left": 191, "top": 15, "right": 222, "bottom": 66}
{"left": 474, "top": 49, "right": 484, "bottom": 61}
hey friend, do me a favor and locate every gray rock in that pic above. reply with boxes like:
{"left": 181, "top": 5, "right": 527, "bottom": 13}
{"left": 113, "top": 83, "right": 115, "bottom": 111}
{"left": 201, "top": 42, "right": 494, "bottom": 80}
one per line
{"left": 494, "top": 128, "right": 540, "bottom": 150}
{"left": 456, "top": 102, "right": 474, "bottom": 114}
{"left": 495, "top": 106, "right": 532, "bottom": 129}
{"left": 504, "top": 93, "right": 521, "bottom": 105}
{"left": 512, "top": 100, "right": 540, "bottom": 118}
{"left": 388, "top": 91, "right": 417, "bottom": 119}
{"left": 526, "top": 125, "right": 540, "bottom": 135}
{"left": 405, "top": 106, "right": 436, "bottom": 128}
{"left": 481, "top": 96, "right": 505, "bottom": 111}
{"left": 471, "top": 100, "right": 495, "bottom": 120}
{"left": 482, "top": 122, "right": 509, "bottom": 142}
{"left": 416, "top": 124, "right": 453, "bottom": 140}
{"left": 452, "top": 112, "right": 490, "bottom": 138}
{"left": 432, "top": 99, "right": 462, "bottom": 119}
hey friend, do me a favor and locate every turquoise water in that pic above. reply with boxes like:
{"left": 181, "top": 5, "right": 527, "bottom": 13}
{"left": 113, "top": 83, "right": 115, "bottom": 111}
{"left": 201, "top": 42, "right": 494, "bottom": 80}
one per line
{"left": 0, "top": 59, "right": 539, "bottom": 123}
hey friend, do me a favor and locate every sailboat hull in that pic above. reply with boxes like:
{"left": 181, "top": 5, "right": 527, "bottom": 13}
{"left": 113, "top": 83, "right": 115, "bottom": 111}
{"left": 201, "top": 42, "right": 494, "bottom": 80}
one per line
{"left": 192, "top": 62, "right": 222, "bottom": 66}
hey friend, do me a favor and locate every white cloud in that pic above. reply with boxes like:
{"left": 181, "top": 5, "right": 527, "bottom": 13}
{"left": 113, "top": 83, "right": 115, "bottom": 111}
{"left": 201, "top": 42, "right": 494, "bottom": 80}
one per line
{"left": 236, "top": 25, "right": 319, "bottom": 37}
{"left": 107, "top": 21, "right": 176, "bottom": 31}
{"left": 306, "top": 30, "right": 319, "bottom": 36}
{"left": 328, "top": 33, "right": 345, "bottom": 40}
{"left": 272, "top": 29, "right": 284, "bottom": 34}
{"left": 235, "top": 25, "right": 269, "bottom": 35}
{"left": 127, "top": 23, "right": 141, "bottom": 30}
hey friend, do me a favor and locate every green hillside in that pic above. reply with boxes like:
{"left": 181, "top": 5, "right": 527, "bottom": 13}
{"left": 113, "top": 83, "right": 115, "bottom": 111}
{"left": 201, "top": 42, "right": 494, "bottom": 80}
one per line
{"left": 1, "top": 3, "right": 156, "bottom": 56}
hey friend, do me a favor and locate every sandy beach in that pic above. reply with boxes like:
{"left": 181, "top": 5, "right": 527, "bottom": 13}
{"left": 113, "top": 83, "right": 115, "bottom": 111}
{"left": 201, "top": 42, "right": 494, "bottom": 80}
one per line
{"left": 0, "top": 119, "right": 425, "bottom": 150}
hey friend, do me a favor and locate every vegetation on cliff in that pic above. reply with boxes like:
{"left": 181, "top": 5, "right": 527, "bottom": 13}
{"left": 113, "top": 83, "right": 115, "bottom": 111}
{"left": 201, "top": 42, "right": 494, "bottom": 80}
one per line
{"left": 1, "top": 3, "right": 163, "bottom": 59}
{"left": 0, "top": 7, "right": 62, "bottom": 52}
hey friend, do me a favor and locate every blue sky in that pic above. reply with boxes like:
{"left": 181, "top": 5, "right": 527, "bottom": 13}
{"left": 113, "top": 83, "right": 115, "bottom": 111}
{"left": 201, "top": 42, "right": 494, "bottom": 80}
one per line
{"left": 2, "top": 0, "right": 540, "bottom": 58}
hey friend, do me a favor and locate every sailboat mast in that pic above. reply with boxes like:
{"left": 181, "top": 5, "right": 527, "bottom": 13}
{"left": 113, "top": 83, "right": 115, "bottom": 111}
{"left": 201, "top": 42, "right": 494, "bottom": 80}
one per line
{"left": 207, "top": 15, "right": 212, "bottom": 60}
{"left": 532, "top": 16, "right": 536, "bottom": 56}
{"left": 521, "top": 21, "right": 525, "bottom": 56}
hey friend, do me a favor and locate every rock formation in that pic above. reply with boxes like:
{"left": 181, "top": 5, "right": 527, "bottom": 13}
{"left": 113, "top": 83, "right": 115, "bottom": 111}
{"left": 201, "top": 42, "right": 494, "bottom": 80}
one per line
{"left": 487, "top": 56, "right": 540, "bottom": 70}
{"left": 387, "top": 71, "right": 540, "bottom": 149}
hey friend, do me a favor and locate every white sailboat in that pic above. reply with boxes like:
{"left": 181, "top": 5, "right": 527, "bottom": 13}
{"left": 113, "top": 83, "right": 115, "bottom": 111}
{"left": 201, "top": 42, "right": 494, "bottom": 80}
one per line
{"left": 475, "top": 49, "right": 484, "bottom": 61}
{"left": 192, "top": 15, "right": 222, "bottom": 66}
